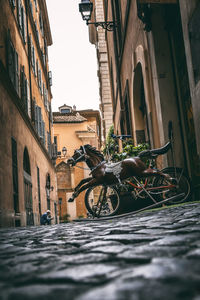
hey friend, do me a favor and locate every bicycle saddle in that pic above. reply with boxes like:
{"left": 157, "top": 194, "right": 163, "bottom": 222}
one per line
{"left": 138, "top": 142, "right": 171, "bottom": 158}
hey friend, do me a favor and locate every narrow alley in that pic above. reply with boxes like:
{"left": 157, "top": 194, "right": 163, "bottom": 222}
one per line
{"left": 1, "top": 202, "right": 200, "bottom": 300}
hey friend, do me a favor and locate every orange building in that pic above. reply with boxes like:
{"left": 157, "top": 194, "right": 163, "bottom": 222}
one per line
{"left": 0, "top": 0, "right": 57, "bottom": 227}
{"left": 53, "top": 104, "right": 101, "bottom": 221}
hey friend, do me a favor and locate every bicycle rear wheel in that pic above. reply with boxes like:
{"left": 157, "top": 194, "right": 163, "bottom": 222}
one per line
{"left": 153, "top": 167, "right": 192, "bottom": 204}
{"left": 85, "top": 185, "right": 120, "bottom": 217}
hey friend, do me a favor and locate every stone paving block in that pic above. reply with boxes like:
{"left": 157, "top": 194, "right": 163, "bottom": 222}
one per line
{"left": 0, "top": 203, "right": 200, "bottom": 300}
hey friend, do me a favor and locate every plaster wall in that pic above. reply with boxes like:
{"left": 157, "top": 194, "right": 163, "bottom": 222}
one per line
{"left": 179, "top": 0, "right": 200, "bottom": 155}
{"left": 0, "top": 83, "right": 57, "bottom": 227}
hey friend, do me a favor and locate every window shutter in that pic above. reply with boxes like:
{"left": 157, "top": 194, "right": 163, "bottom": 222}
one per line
{"left": 26, "top": 79, "right": 31, "bottom": 118}
{"left": 36, "top": 59, "right": 38, "bottom": 78}
{"left": 6, "top": 31, "right": 15, "bottom": 85}
{"left": 42, "top": 121, "right": 45, "bottom": 145}
{"left": 29, "top": 0, "right": 33, "bottom": 16}
{"left": 17, "top": 0, "right": 22, "bottom": 29}
{"left": 34, "top": 0, "right": 38, "bottom": 12}
{"left": 32, "top": 46, "right": 36, "bottom": 75}
{"left": 48, "top": 71, "right": 52, "bottom": 86}
{"left": 38, "top": 106, "right": 42, "bottom": 138}
{"left": 14, "top": 50, "right": 19, "bottom": 94}
{"left": 29, "top": 35, "right": 32, "bottom": 62}
{"left": 21, "top": 6, "right": 26, "bottom": 43}
{"left": 39, "top": 12, "right": 44, "bottom": 37}
{"left": 47, "top": 132, "right": 51, "bottom": 154}
{"left": 10, "top": 0, "right": 16, "bottom": 9}
{"left": 38, "top": 69, "right": 41, "bottom": 92}
{"left": 20, "top": 66, "right": 25, "bottom": 102}
{"left": 24, "top": 78, "right": 28, "bottom": 113}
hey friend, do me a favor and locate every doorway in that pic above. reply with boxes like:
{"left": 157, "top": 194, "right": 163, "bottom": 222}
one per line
{"left": 23, "top": 147, "right": 34, "bottom": 226}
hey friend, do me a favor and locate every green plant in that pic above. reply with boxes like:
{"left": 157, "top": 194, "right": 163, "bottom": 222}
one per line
{"left": 103, "top": 125, "right": 149, "bottom": 162}
{"left": 62, "top": 213, "right": 71, "bottom": 223}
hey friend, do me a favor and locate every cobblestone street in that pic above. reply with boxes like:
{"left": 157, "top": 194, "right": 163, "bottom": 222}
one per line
{"left": 1, "top": 202, "right": 200, "bottom": 300}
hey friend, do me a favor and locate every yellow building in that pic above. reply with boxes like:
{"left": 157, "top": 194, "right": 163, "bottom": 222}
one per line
{"left": 0, "top": 0, "right": 58, "bottom": 226}
{"left": 53, "top": 104, "right": 101, "bottom": 221}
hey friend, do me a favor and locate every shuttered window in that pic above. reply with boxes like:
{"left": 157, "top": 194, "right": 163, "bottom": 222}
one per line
{"left": 26, "top": 79, "right": 31, "bottom": 118}
{"left": 21, "top": 5, "right": 26, "bottom": 43}
{"left": 17, "top": 0, "right": 26, "bottom": 44}
{"left": 17, "top": 0, "right": 22, "bottom": 29}
{"left": 38, "top": 68, "right": 42, "bottom": 93}
{"left": 34, "top": 104, "right": 47, "bottom": 147}
{"left": 39, "top": 12, "right": 44, "bottom": 37}
{"left": 20, "top": 67, "right": 31, "bottom": 118}
{"left": 20, "top": 66, "right": 26, "bottom": 105}
{"left": 6, "top": 31, "right": 19, "bottom": 95}
{"left": 9, "top": 0, "right": 16, "bottom": 9}
{"left": 29, "top": 35, "right": 36, "bottom": 75}
{"left": 11, "top": 137, "right": 19, "bottom": 213}
{"left": 29, "top": 0, "right": 33, "bottom": 16}
{"left": 47, "top": 132, "right": 51, "bottom": 155}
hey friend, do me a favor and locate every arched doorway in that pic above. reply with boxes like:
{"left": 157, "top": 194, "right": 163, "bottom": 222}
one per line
{"left": 23, "top": 147, "right": 34, "bottom": 226}
{"left": 133, "top": 63, "right": 150, "bottom": 145}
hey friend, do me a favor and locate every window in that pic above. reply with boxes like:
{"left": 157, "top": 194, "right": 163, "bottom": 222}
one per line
{"left": 9, "top": 0, "right": 16, "bottom": 9}
{"left": 43, "top": 83, "right": 48, "bottom": 109}
{"left": 20, "top": 67, "right": 31, "bottom": 117}
{"left": 54, "top": 136, "right": 58, "bottom": 154}
{"left": 17, "top": 1, "right": 26, "bottom": 43}
{"left": 61, "top": 108, "right": 70, "bottom": 114}
{"left": 47, "top": 132, "right": 51, "bottom": 155}
{"left": 37, "top": 166, "right": 41, "bottom": 215}
{"left": 29, "top": 0, "right": 33, "bottom": 16}
{"left": 29, "top": 35, "right": 36, "bottom": 75}
{"left": 6, "top": 31, "right": 19, "bottom": 94}
{"left": 35, "top": 21, "right": 39, "bottom": 43}
{"left": 34, "top": 104, "right": 46, "bottom": 146}
{"left": 11, "top": 137, "right": 19, "bottom": 212}
{"left": 38, "top": 68, "right": 42, "bottom": 93}
{"left": 48, "top": 71, "right": 52, "bottom": 86}
{"left": 39, "top": 12, "right": 44, "bottom": 37}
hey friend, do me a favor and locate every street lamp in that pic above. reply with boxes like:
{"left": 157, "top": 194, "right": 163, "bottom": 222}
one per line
{"left": 62, "top": 146, "right": 67, "bottom": 157}
{"left": 79, "top": 0, "right": 116, "bottom": 31}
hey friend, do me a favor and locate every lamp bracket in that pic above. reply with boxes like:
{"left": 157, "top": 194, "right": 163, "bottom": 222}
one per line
{"left": 86, "top": 21, "right": 116, "bottom": 31}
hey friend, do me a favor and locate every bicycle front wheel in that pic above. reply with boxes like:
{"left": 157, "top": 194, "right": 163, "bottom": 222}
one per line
{"left": 153, "top": 167, "right": 192, "bottom": 204}
{"left": 85, "top": 185, "right": 120, "bottom": 217}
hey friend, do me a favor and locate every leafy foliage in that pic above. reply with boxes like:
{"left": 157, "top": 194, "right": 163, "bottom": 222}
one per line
{"left": 103, "top": 125, "right": 149, "bottom": 162}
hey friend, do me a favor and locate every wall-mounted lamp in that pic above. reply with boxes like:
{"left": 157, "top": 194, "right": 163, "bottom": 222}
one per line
{"left": 62, "top": 146, "right": 67, "bottom": 157}
{"left": 50, "top": 186, "right": 54, "bottom": 191}
{"left": 79, "top": 0, "right": 116, "bottom": 31}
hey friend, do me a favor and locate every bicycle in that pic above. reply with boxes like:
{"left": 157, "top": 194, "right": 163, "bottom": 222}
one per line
{"left": 67, "top": 125, "right": 192, "bottom": 218}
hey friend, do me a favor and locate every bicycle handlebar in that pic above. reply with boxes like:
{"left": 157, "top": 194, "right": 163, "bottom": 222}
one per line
{"left": 111, "top": 134, "right": 132, "bottom": 140}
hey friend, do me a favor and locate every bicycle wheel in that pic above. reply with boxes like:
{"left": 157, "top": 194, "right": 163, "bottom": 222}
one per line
{"left": 85, "top": 185, "right": 120, "bottom": 217}
{"left": 153, "top": 167, "right": 192, "bottom": 204}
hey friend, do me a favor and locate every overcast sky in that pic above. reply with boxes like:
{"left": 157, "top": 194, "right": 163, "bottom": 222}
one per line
{"left": 46, "top": 0, "right": 100, "bottom": 112}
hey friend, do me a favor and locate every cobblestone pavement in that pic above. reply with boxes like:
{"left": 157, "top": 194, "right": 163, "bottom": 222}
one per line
{"left": 0, "top": 203, "right": 200, "bottom": 300}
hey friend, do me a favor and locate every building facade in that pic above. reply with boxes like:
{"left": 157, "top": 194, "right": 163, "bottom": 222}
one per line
{"left": 88, "top": 0, "right": 113, "bottom": 140}
{"left": 0, "top": 0, "right": 58, "bottom": 227}
{"left": 92, "top": 0, "right": 200, "bottom": 196}
{"left": 53, "top": 104, "right": 101, "bottom": 221}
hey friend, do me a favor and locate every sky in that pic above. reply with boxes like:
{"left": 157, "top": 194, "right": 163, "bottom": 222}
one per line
{"left": 46, "top": 0, "right": 100, "bottom": 112}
